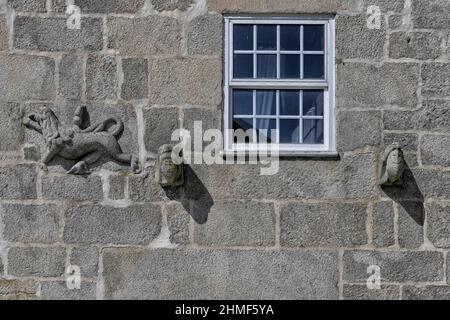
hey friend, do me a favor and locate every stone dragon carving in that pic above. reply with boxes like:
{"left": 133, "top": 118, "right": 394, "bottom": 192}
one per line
{"left": 380, "top": 144, "right": 405, "bottom": 187}
{"left": 23, "top": 106, "right": 140, "bottom": 175}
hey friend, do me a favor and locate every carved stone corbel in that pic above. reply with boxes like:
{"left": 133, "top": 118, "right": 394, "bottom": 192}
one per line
{"left": 156, "top": 144, "right": 184, "bottom": 187}
{"left": 380, "top": 144, "right": 406, "bottom": 187}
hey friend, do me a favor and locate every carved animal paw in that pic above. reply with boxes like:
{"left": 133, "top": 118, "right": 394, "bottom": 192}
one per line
{"left": 131, "top": 157, "right": 141, "bottom": 174}
{"left": 39, "top": 163, "right": 48, "bottom": 172}
{"left": 67, "top": 162, "right": 90, "bottom": 175}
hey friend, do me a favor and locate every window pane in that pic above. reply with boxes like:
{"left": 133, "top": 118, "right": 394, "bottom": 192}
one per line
{"left": 256, "top": 90, "right": 276, "bottom": 115}
{"left": 280, "top": 90, "right": 300, "bottom": 115}
{"left": 280, "top": 120, "right": 300, "bottom": 143}
{"left": 256, "top": 119, "right": 277, "bottom": 143}
{"left": 303, "top": 54, "right": 324, "bottom": 79}
{"left": 234, "top": 25, "right": 253, "bottom": 50}
{"left": 233, "top": 118, "right": 254, "bottom": 143}
{"left": 233, "top": 54, "right": 253, "bottom": 78}
{"left": 304, "top": 25, "right": 324, "bottom": 51}
{"left": 280, "top": 54, "right": 300, "bottom": 79}
{"left": 303, "top": 119, "right": 324, "bottom": 144}
{"left": 303, "top": 90, "right": 324, "bottom": 116}
{"left": 280, "top": 25, "right": 300, "bottom": 51}
{"left": 257, "top": 25, "right": 276, "bottom": 50}
{"left": 257, "top": 54, "right": 277, "bottom": 78}
{"left": 233, "top": 90, "right": 253, "bottom": 115}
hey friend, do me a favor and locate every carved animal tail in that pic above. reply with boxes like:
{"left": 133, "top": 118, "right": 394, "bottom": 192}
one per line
{"left": 108, "top": 117, "right": 124, "bottom": 138}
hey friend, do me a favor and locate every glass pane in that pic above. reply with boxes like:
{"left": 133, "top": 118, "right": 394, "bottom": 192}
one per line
{"left": 280, "top": 90, "right": 300, "bottom": 115}
{"left": 303, "top": 90, "right": 324, "bottom": 116}
{"left": 280, "top": 25, "right": 300, "bottom": 51}
{"left": 234, "top": 25, "right": 253, "bottom": 50}
{"left": 257, "top": 25, "right": 276, "bottom": 50}
{"left": 304, "top": 25, "right": 324, "bottom": 51}
{"left": 257, "top": 54, "right": 277, "bottom": 78}
{"left": 303, "top": 54, "right": 324, "bottom": 79}
{"left": 280, "top": 54, "right": 300, "bottom": 79}
{"left": 233, "top": 90, "right": 253, "bottom": 115}
{"left": 233, "top": 118, "right": 254, "bottom": 143}
{"left": 233, "top": 54, "right": 253, "bottom": 78}
{"left": 280, "top": 120, "right": 300, "bottom": 143}
{"left": 256, "top": 90, "right": 276, "bottom": 115}
{"left": 303, "top": 119, "right": 324, "bottom": 144}
{"left": 256, "top": 119, "right": 277, "bottom": 143}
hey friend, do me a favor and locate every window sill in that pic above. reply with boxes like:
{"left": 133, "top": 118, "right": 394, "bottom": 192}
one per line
{"left": 220, "top": 150, "right": 339, "bottom": 158}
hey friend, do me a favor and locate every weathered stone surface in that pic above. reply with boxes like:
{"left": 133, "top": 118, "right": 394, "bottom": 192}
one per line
{"left": 108, "top": 175, "right": 125, "bottom": 200}
{"left": 186, "top": 153, "right": 376, "bottom": 201}
{"left": 42, "top": 175, "right": 103, "bottom": 201}
{"left": 103, "top": 248, "right": 338, "bottom": 299}
{"left": 187, "top": 14, "right": 223, "bottom": 55}
{"left": 208, "top": 0, "right": 360, "bottom": 13}
{"left": 8, "top": 0, "right": 46, "bottom": 12}
{"left": 0, "top": 164, "right": 37, "bottom": 199}
{"left": 59, "top": 54, "right": 83, "bottom": 99}
{"left": 143, "top": 107, "right": 179, "bottom": 154}
{"left": 53, "top": 0, "right": 144, "bottom": 13}
{"left": 23, "top": 144, "right": 40, "bottom": 161}
{"left": 182, "top": 108, "right": 222, "bottom": 150}
{"left": 388, "top": 15, "right": 404, "bottom": 29}
{"left": 343, "top": 284, "right": 399, "bottom": 300}
{"left": 41, "top": 281, "right": 96, "bottom": 300}
{"left": 336, "top": 15, "right": 386, "bottom": 59}
{"left": 0, "top": 102, "right": 23, "bottom": 151}
{"left": 8, "top": 247, "right": 66, "bottom": 277}
{"left": 337, "top": 62, "right": 419, "bottom": 109}
{"left": 0, "top": 15, "right": 7, "bottom": 51}
{"left": 372, "top": 201, "right": 395, "bottom": 247}
{"left": 70, "top": 246, "right": 99, "bottom": 277}
{"left": 107, "top": 17, "right": 181, "bottom": 56}
{"left": 384, "top": 100, "right": 450, "bottom": 132}
{"left": 152, "top": 0, "right": 193, "bottom": 11}
{"left": 64, "top": 204, "right": 161, "bottom": 245}
{"left": 426, "top": 202, "right": 450, "bottom": 248}
{"left": 0, "top": 54, "right": 55, "bottom": 101}
{"left": 2, "top": 203, "right": 62, "bottom": 243}
{"left": 121, "top": 58, "right": 148, "bottom": 100}
{"left": 337, "top": 110, "right": 381, "bottom": 151}
{"left": 397, "top": 201, "right": 424, "bottom": 249}
{"left": 280, "top": 203, "right": 367, "bottom": 247}
{"left": 149, "top": 58, "right": 222, "bottom": 106}
{"left": 14, "top": 17, "right": 103, "bottom": 51}
{"left": 412, "top": 0, "right": 450, "bottom": 29}
{"left": 384, "top": 133, "right": 418, "bottom": 152}
{"left": 362, "top": 0, "right": 405, "bottom": 13}
{"left": 421, "top": 135, "right": 450, "bottom": 167}
{"left": 422, "top": 63, "right": 450, "bottom": 97}
{"left": 389, "top": 32, "right": 442, "bottom": 60}
{"left": 402, "top": 286, "right": 450, "bottom": 300}
{"left": 86, "top": 55, "right": 118, "bottom": 100}
{"left": 129, "top": 173, "right": 181, "bottom": 202}
{"left": 343, "top": 250, "right": 444, "bottom": 282}
{"left": 194, "top": 201, "right": 275, "bottom": 246}
{"left": 0, "top": 279, "right": 38, "bottom": 300}
{"left": 166, "top": 202, "right": 190, "bottom": 245}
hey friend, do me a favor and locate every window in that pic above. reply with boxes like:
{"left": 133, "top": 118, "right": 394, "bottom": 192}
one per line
{"left": 224, "top": 17, "right": 336, "bottom": 156}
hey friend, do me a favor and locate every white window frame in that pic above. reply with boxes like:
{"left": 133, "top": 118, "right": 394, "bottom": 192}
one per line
{"left": 223, "top": 16, "right": 337, "bottom": 157}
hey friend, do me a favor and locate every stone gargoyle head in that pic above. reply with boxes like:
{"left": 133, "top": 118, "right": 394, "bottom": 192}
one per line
{"left": 380, "top": 144, "right": 406, "bottom": 187}
{"left": 156, "top": 144, "right": 184, "bottom": 187}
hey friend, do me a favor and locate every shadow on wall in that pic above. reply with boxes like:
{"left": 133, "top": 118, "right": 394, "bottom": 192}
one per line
{"left": 381, "top": 163, "right": 425, "bottom": 227}
{"left": 163, "top": 165, "right": 213, "bottom": 225}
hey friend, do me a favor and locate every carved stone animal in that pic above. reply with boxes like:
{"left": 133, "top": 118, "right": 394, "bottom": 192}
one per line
{"left": 380, "top": 144, "right": 405, "bottom": 187}
{"left": 23, "top": 106, "right": 140, "bottom": 175}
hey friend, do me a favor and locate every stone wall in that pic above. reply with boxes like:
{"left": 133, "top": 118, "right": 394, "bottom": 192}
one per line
{"left": 0, "top": 0, "right": 449, "bottom": 300}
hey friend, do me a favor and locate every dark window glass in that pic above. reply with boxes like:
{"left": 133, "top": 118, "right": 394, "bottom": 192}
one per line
{"left": 304, "top": 25, "right": 324, "bottom": 51}
{"left": 234, "top": 25, "right": 253, "bottom": 50}
{"left": 256, "top": 119, "right": 277, "bottom": 143}
{"left": 233, "top": 90, "right": 253, "bottom": 115}
{"left": 303, "top": 54, "right": 324, "bottom": 79}
{"left": 280, "top": 25, "right": 300, "bottom": 51}
{"left": 280, "top": 90, "right": 300, "bottom": 115}
{"left": 257, "top": 54, "right": 277, "bottom": 78}
{"left": 303, "top": 119, "right": 324, "bottom": 144}
{"left": 303, "top": 90, "right": 324, "bottom": 116}
{"left": 257, "top": 25, "right": 277, "bottom": 50}
{"left": 280, "top": 54, "right": 300, "bottom": 78}
{"left": 256, "top": 90, "right": 276, "bottom": 115}
{"left": 280, "top": 120, "right": 300, "bottom": 143}
{"left": 233, "top": 54, "right": 253, "bottom": 78}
